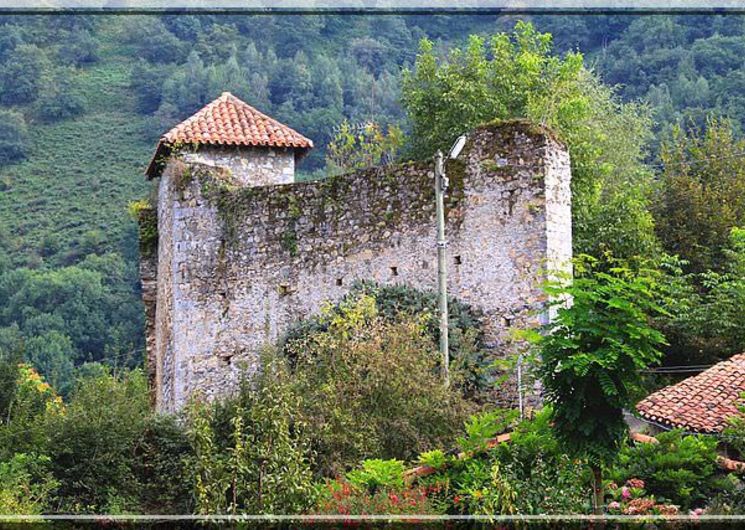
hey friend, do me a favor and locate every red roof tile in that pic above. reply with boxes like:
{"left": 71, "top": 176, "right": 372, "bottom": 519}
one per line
{"left": 636, "top": 353, "right": 745, "bottom": 433}
{"left": 146, "top": 92, "right": 312, "bottom": 178}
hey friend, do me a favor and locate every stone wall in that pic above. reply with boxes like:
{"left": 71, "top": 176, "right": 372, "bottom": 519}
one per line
{"left": 145, "top": 121, "right": 572, "bottom": 412}
{"left": 182, "top": 145, "right": 295, "bottom": 186}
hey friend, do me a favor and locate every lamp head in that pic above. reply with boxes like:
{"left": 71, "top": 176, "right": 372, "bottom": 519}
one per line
{"left": 448, "top": 134, "right": 467, "bottom": 160}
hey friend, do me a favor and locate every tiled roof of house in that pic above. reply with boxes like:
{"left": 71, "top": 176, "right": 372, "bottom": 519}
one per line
{"left": 146, "top": 92, "right": 312, "bottom": 178}
{"left": 636, "top": 353, "right": 745, "bottom": 433}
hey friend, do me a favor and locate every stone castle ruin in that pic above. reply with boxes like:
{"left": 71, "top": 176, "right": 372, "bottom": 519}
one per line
{"left": 140, "top": 92, "right": 572, "bottom": 413}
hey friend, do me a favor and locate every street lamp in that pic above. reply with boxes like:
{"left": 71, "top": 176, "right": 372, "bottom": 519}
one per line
{"left": 435, "top": 134, "right": 467, "bottom": 388}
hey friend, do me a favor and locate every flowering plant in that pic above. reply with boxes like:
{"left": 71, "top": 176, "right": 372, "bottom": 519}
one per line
{"left": 605, "top": 478, "right": 679, "bottom": 516}
{"left": 313, "top": 478, "right": 444, "bottom": 516}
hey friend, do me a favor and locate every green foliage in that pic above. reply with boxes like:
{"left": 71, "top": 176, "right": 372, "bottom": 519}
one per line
{"left": 282, "top": 281, "right": 490, "bottom": 395}
{"left": 0, "top": 453, "right": 58, "bottom": 515}
{"left": 128, "top": 199, "right": 158, "bottom": 256}
{"left": 417, "top": 449, "right": 448, "bottom": 469}
{"left": 186, "top": 351, "right": 316, "bottom": 515}
{"left": 723, "top": 393, "right": 745, "bottom": 460}
{"left": 0, "top": 109, "right": 28, "bottom": 165}
{"left": 656, "top": 119, "right": 745, "bottom": 273}
{"left": 285, "top": 292, "right": 477, "bottom": 475}
{"left": 535, "top": 257, "right": 668, "bottom": 467}
{"left": 707, "top": 475, "right": 745, "bottom": 515}
{"left": 326, "top": 120, "right": 402, "bottom": 174}
{"left": 401, "top": 21, "right": 658, "bottom": 260}
{"left": 655, "top": 229, "right": 745, "bottom": 365}
{"left": 458, "top": 409, "right": 519, "bottom": 454}
{"left": 610, "top": 430, "right": 722, "bottom": 509}
{"left": 132, "top": 414, "right": 192, "bottom": 514}
{"left": 0, "top": 254, "right": 145, "bottom": 391}
{"left": 45, "top": 368, "right": 149, "bottom": 513}
{"left": 35, "top": 67, "right": 86, "bottom": 123}
{"left": 346, "top": 459, "right": 405, "bottom": 494}
{"left": 0, "top": 43, "right": 46, "bottom": 105}
{"left": 426, "top": 408, "right": 590, "bottom": 516}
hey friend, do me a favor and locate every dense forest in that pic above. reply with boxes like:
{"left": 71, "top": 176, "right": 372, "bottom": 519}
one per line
{"left": 1, "top": 14, "right": 745, "bottom": 391}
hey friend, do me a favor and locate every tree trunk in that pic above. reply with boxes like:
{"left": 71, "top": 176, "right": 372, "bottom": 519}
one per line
{"left": 591, "top": 464, "right": 604, "bottom": 515}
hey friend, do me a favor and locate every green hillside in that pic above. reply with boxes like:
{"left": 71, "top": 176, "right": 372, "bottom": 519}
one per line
{"left": 0, "top": 62, "right": 151, "bottom": 268}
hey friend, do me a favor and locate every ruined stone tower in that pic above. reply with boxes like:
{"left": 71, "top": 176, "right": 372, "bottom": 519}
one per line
{"left": 141, "top": 92, "right": 572, "bottom": 413}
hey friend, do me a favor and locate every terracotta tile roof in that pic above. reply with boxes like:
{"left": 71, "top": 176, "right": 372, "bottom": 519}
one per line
{"left": 636, "top": 353, "right": 745, "bottom": 433}
{"left": 146, "top": 92, "right": 312, "bottom": 178}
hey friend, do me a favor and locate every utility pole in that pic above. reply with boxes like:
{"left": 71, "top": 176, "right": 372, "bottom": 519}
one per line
{"left": 434, "top": 150, "right": 449, "bottom": 387}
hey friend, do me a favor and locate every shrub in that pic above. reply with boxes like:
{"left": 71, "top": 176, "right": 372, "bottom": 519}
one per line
{"left": 609, "top": 429, "right": 723, "bottom": 509}
{"left": 314, "top": 479, "right": 444, "bottom": 516}
{"left": 132, "top": 414, "right": 192, "bottom": 514}
{"left": 285, "top": 293, "right": 477, "bottom": 475}
{"left": 441, "top": 408, "right": 590, "bottom": 516}
{"left": 45, "top": 368, "right": 149, "bottom": 513}
{"left": 282, "top": 282, "right": 489, "bottom": 395}
{"left": 457, "top": 409, "right": 518, "bottom": 454}
{"left": 0, "top": 453, "right": 58, "bottom": 515}
{"left": 347, "top": 459, "right": 405, "bottom": 494}
{"left": 186, "top": 352, "right": 316, "bottom": 515}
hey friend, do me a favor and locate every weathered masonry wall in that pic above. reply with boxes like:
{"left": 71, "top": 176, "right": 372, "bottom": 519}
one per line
{"left": 146, "top": 121, "right": 572, "bottom": 412}
{"left": 182, "top": 145, "right": 295, "bottom": 186}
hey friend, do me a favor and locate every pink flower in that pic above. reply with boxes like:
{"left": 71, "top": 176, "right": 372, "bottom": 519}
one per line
{"left": 621, "top": 486, "right": 631, "bottom": 500}
{"left": 608, "top": 501, "right": 621, "bottom": 511}
{"left": 689, "top": 508, "right": 704, "bottom": 518}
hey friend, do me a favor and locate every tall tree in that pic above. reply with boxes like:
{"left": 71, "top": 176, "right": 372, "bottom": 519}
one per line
{"left": 401, "top": 21, "right": 659, "bottom": 260}
{"left": 655, "top": 118, "right": 745, "bottom": 273}
{"left": 533, "top": 257, "right": 667, "bottom": 513}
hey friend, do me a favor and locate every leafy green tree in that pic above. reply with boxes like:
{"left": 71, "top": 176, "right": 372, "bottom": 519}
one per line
{"left": 35, "top": 67, "right": 86, "bottom": 123}
{"left": 655, "top": 118, "right": 745, "bottom": 273}
{"left": 57, "top": 29, "right": 98, "bottom": 66}
{"left": 659, "top": 228, "right": 745, "bottom": 363}
{"left": 0, "top": 109, "right": 28, "bottom": 165}
{"left": 45, "top": 368, "right": 149, "bottom": 513}
{"left": 326, "top": 120, "right": 402, "bottom": 174}
{"left": 533, "top": 257, "right": 668, "bottom": 513}
{"left": 285, "top": 293, "right": 476, "bottom": 475}
{"left": 187, "top": 352, "right": 316, "bottom": 515}
{"left": 0, "top": 44, "right": 47, "bottom": 105}
{"left": 401, "top": 21, "right": 658, "bottom": 260}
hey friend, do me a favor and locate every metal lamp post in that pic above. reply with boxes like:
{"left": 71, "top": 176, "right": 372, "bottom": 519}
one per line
{"left": 435, "top": 134, "right": 467, "bottom": 387}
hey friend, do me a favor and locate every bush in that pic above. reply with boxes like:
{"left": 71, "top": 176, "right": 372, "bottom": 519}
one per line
{"left": 609, "top": 429, "right": 723, "bottom": 509}
{"left": 285, "top": 293, "right": 477, "bottom": 475}
{"left": 439, "top": 408, "right": 591, "bottom": 516}
{"left": 132, "top": 415, "right": 192, "bottom": 514}
{"left": 0, "top": 453, "right": 58, "bottom": 515}
{"left": 347, "top": 459, "right": 405, "bottom": 494}
{"left": 186, "top": 352, "right": 316, "bottom": 515}
{"left": 45, "top": 369, "right": 149, "bottom": 513}
{"left": 35, "top": 67, "right": 85, "bottom": 123}
{"left": 282, "top": 282, "right": 489, "bottom": 395}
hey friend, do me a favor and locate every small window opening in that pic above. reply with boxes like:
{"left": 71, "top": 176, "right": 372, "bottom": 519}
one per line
{"left": 422, "top": 260, "right": 429, "bottom": 269}
{"left": 454, "top": 255, "right": 462, "bottom": 265}
{"left": 391, "top": 266, "right": 399, "bottom": 277}
{"left": 278, "top": 284, "right": 290, "bottom": 296}
{"left": 501, "top": 316, "right": 513, "bottom": 328}
{"left": 336, "top": 278, "right": 343, "bottom": 286}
